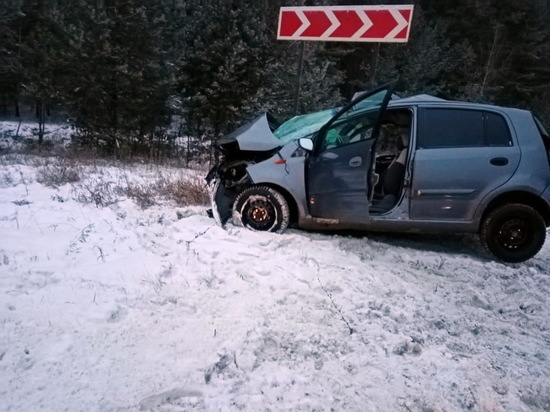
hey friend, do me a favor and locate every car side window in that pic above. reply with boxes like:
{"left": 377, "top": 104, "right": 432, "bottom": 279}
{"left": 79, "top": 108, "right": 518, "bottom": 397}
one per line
{"left": 484, "top": 112, "right": 513, "bottom": 146}
{"left": 321, "top": 111, "right": 378, "bottom": 151}
{"left": 419, "top": 108, "right": 512, "bottom": 148}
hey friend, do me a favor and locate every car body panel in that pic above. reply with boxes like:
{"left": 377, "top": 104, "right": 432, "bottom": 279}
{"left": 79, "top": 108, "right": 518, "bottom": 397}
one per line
{"left": 410, "top": 145, "right": 521, "bottom": 221}
{"left": 216, "top": 113, "right": 281, "bottom": 152}
{"left": 306, "top": 138, "right": 376, "bottom": 223}
{"left": 246, "top": 142, "right": 309, "bottom": 218}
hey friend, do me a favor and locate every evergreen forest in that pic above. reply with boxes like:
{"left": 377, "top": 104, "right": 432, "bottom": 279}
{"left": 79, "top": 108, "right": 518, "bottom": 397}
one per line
{"left": 1, "top": 0, "right": 549, "bottom": 161}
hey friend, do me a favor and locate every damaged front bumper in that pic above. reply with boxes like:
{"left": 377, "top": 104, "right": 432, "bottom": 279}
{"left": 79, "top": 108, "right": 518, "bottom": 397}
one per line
{"left": 207, "top": 161, "right": 245, "bottom": 227}
{"left": 208, "top": 179, "right": 234, "bottom": 227}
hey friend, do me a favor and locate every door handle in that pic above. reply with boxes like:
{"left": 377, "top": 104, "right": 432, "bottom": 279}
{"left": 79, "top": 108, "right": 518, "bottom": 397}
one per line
{"left": 490, "top": 157, "right": 509, "bottom": 166}
{"left": 321, "top": 152, "right": 338, "bottom": 160}
{"left": 349, "top": 156, "right": 362, "bottom": 167}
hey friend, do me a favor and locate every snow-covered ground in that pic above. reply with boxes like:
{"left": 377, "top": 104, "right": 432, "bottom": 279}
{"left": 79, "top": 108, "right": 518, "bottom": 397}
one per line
{"left": 1, "top": 156, "right": 549, "bottom": 411}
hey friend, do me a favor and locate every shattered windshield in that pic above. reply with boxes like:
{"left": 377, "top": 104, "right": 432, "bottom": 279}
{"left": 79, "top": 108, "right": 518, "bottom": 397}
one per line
{"left": 274, "top": 108, "right": 337, "bottom": 143}
{"left": 345, "top": 89, "right": 392, "bottom": 116}
{"left": 272, "top": 88, "right": 390, "bottom": 144}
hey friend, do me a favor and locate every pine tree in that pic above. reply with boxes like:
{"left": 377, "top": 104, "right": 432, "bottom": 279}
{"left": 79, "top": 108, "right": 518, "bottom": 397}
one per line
{"left": 178, "top": 0, "right": 346, "bottom": 162}
{"left": 261, "top": 41, "right": 344, "bottom": 120}
{"left": 0, "top": 0, "right": 24, "bottom": 117}
{"left": 178, "top": 0, "right": 272, "bottom": 159}
{"left": 17, "top": 0, "right": 64, "bottom": 142}
{"left": 57, "top": 0, "right": 172, "bottom": 156}
{"left": 3, "top": 0, "right": 548, "bottom": 154}
{"left": 419, "top": 0, "right": 550, "bottom": 124}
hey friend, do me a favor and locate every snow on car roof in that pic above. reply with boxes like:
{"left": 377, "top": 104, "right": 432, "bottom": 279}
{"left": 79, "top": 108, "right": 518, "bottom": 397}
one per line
{"left": 392, "top": 94, "right": 446, "bottom": 103}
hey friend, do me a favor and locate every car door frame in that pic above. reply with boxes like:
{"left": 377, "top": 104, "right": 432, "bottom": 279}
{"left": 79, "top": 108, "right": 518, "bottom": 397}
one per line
{"left": 304, "top": 82, "right": 397, "bottom": 223}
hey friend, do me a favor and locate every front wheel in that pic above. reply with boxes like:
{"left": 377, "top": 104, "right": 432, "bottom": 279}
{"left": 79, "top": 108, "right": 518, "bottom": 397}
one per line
{"left": 480, "top": 204, "right": 546, "bottom": 263}
{"left": 232, "top": 186, "right": 290, "bottom": 233}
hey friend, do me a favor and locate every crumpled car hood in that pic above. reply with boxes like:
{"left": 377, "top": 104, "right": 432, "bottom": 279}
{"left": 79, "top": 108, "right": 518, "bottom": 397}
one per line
{"left": 217, "top": 114, "right": 282, "bottom": 152}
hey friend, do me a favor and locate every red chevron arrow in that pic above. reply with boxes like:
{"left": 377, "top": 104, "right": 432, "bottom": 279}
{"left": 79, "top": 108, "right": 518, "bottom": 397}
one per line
{"left": 279, "top": 10, "right": 302, "bottom": 37}
{"left": 330, "top": 10, "right": 364, "bottom": 38}
{"left": 360, "top": 9, "right": 408, "bottom": 39}
{"left": 277, "top": 5, "right": 414, "bottom": 43}
{"left": 301, "top": 11, "right": 332, "bottom": 37}
{"left": 395, "top": 9, "right": 413, "bottom": 39}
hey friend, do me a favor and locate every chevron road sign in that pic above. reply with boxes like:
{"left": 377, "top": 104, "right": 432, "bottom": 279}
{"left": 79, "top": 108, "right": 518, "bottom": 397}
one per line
{"left": 277, "top": 5, "right": 414, "bottom": 42}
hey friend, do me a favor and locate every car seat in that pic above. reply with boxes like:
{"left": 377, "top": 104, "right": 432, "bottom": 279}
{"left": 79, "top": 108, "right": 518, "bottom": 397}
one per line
{"left": 370, "top": 127, "right": 409, "bottom": 212}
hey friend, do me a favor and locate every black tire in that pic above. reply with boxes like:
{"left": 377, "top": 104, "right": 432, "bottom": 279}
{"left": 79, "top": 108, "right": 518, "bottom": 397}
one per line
{"left": 233, "top": 186, "right": 290, "bottom": 233}
{"left": 480, "top": 204, "right": 546, "bottom": 263}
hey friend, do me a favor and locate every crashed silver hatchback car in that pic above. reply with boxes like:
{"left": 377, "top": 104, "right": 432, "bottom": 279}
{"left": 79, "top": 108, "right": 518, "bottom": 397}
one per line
{"left": 206, "top": 83, "right": 550, "bottom": 262}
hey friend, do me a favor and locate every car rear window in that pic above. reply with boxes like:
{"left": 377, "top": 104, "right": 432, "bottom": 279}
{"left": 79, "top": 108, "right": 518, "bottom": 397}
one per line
{"left": 484, "top": 112, "right": 513, "bottom": 146}
{"left": 418, "top": 108, "right": 513, "bottom": 148}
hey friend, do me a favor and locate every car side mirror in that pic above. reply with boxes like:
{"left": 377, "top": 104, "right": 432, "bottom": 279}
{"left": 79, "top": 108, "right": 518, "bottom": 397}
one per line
{"left": 298, "top": 138, "right": 314, "bottom": 152}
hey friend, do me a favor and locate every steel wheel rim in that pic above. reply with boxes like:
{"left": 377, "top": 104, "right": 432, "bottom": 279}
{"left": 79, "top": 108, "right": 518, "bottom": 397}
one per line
{"left": 497, "top": 218, "right": 530, "bottom": 250}
{"left": 244, "top": 199, "right": 276, "bottom": 230}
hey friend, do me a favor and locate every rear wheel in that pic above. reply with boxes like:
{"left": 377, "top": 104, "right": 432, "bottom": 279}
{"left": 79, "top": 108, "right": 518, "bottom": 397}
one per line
{"left": 480, "top": 204, "right": 546, "bottom": 263}
{"left": 233, "top": 186, "right": 289, "bottom": 233}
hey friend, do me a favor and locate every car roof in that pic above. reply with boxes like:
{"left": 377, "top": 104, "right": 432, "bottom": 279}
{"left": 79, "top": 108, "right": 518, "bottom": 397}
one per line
{"left": 388, "top": 94, "right": 531, "bottom": 116}
{"left": 391, "top": 94, "right": 446, "bottom": 104}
